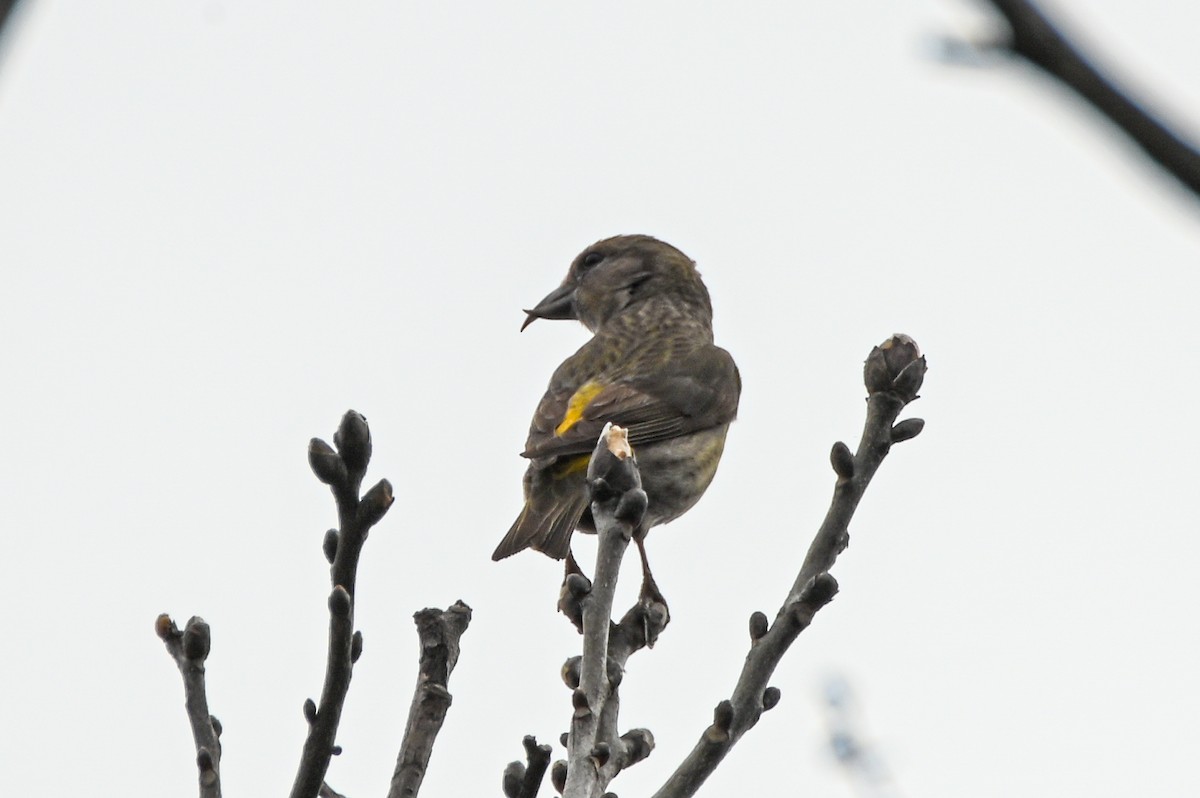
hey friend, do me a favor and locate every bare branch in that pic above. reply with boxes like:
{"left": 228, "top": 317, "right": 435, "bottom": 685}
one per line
{"left": 155, "top": 613, "right": 223, "bottom": 798}
{"left": 388, "top": 601, "right": 473, "bottom": 798}
{"left": 502, "top": 735, "right": 554, "bottom": 798}
{"left": 652, "top": 335, "right": 927, "bottom": 798}
{"left": 0, "top": 0, "right": 26, "bottom": 60}
{"left": 562, "top": 424, "right": 649, "bottom": 798}
{"left": 291, "top": 411, "right": 394, "bottom": 798}
{"left": 983, "top": 0, "right": 1200, "bottom": 199}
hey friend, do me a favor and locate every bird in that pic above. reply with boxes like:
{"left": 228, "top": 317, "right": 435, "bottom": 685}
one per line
{"left": 492, "top": 234, "right": 740, "bottom": 566}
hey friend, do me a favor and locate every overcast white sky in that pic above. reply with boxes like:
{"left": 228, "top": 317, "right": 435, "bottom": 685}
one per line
{"left": 2, "top": 2, "right": 1199, "bottom": 796}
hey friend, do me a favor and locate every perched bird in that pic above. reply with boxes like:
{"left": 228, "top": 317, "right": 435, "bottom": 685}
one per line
{"left": 492, "top": 234, "right": 741, "bottom": 563}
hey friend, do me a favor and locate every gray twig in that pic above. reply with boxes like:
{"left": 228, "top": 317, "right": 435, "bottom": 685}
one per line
{"left": 155, "top": 613, "right": 223, "bottom": 798}
{"left": 388, "top": 601, "right": 474, "bottom": 798}
{"left": 652, "top": 335, "right": 927, "bottom": 798}
{"left": 561, "top": 425, "right": 650, "bottom": 798}
{"left": 502, "top": 735, "right": 554, "bottom": 798}
{"left": 291, "top": 410, "right": 394, "bottom": 798}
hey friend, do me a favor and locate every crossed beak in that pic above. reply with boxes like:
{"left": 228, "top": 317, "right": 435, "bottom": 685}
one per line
{"left": 520, "top": 280, "right": 578, "bottom": 331}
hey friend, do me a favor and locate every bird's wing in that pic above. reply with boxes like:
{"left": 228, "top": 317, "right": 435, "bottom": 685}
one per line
{"left": 522, "top": 345, "right": 740, "bottom": 460}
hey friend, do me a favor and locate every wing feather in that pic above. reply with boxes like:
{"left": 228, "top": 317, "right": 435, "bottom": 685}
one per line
{"left": 522, "top": 344, "right": 739, "bottom": 460}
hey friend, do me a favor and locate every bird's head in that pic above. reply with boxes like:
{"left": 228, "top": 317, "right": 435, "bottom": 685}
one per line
{"left": 521, "top": 235, "right": 712, "bottom": 333}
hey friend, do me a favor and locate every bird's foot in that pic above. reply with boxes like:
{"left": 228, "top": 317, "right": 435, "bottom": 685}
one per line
{"left": 635, "top": 538, "right": 670, "bottom": 646}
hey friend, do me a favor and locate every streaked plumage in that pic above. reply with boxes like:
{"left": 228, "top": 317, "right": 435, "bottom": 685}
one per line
{"left": 493, "top": 234, "right": 740, "bottom": 561}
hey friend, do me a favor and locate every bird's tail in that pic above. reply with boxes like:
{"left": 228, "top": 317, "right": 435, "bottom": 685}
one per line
{"left": 492, "top": 493, "right": 588, "bottom": 561}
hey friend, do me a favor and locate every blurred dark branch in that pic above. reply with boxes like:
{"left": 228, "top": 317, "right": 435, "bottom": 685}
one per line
{"left": 984, "top": 0, "right": 1200, "bottom": 199}
{"left": 291, "top": 411, "right": 395, "bottom": 798}
{"left": 0, "top": 0, "right": 27, "bottom": 75}
{"left": 652, "top": 336, "right": 927, "bottom": 798}
{"left": 155, "top": 613, "right": 223, "bottom": 798}
{"left": 0, "top": 0, "right": 21, "bottom": 39}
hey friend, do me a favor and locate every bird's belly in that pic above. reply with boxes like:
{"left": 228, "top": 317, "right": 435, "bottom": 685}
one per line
{"left": 637, "top": 425, "right": 730, "bottom": 528}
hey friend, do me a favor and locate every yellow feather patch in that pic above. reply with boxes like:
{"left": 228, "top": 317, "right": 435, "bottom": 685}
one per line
{"left": 555, "top": 381, "right": 605, "bottom": 436}
{"left": 552, "top": 454, "right": 592, "bottom": 479}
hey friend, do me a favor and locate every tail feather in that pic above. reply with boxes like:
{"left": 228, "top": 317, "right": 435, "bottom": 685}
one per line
{"left": 492, "top": 506, "right": 532, "bottom": 561}
{"left": 493, "top": 493, "right": 588, "bottom": 561}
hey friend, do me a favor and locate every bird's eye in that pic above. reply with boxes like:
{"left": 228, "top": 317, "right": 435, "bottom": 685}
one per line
{"left": 581, "top": 252, "right": 604, "bottom": 269}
